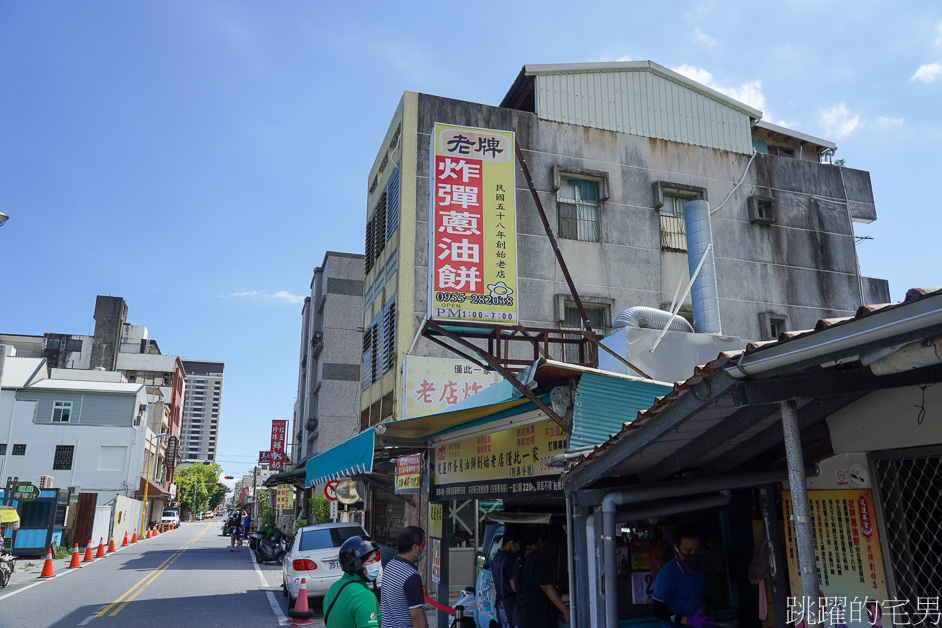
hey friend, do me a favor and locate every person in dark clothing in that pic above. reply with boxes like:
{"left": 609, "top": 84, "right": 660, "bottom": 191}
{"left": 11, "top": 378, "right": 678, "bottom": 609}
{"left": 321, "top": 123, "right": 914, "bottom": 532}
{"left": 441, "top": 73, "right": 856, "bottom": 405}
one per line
{"left": 512, "top": 526, "right": 570, "bottom": 627}
{"left": 652, "top": 524, "right": 715, "bottom": 628}
{"left": 491, "top": 524, "right": 522, "bottom": 628}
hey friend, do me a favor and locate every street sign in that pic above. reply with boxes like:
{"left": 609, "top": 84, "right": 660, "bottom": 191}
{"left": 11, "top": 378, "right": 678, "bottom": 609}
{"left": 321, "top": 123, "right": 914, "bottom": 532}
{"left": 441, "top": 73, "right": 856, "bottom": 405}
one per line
{"left": 324, "top": 480, "right": 338, "bottom": 501}
{"left": 12, "top": 483, "right": 39, "bottom": 501}
{"left": 166, "top": 435, "right": 178, "bottom": 462}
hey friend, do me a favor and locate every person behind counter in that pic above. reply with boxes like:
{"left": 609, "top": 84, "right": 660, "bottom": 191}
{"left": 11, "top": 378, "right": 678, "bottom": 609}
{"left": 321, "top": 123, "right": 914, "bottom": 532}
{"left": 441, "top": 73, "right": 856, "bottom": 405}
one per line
{"left": 652, "top": 524, "right": 716, "bottom": 628}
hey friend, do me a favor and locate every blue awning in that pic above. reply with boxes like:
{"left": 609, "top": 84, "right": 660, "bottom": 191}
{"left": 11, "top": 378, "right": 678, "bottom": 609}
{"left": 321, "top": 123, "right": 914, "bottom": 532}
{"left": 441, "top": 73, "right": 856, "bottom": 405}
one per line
{"left": 305, "top": 428, "right": 376, "bottom": 487}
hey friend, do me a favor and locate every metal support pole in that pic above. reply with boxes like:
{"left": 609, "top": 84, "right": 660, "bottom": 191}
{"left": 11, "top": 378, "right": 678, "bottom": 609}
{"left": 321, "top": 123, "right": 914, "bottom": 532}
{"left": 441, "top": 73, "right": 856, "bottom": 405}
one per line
{"left": 781, "top": 400, "right": 821, "bottom": 627}
{"left": 139, "top": 434, "right": 153, "bottom": 537}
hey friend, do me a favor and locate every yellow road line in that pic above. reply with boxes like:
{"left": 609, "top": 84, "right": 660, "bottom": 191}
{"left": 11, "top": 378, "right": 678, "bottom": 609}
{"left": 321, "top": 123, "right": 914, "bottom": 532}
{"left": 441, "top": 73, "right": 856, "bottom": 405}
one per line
{"left": 95, "top": 525, "right": 211, "bottom": 618}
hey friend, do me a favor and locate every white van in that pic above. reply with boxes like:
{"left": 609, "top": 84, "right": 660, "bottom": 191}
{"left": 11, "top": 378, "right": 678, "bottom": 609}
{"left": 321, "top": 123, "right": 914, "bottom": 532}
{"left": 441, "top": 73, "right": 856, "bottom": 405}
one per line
{"left": 160, "top": 509, "right": 180, "bottom": 527}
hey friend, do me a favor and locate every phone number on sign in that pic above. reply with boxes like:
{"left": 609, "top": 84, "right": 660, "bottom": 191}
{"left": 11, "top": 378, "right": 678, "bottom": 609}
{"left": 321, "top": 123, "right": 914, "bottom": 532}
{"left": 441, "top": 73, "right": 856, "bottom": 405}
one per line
{"left": 432, "top": 307, "right": 517, "bottom": 321}
{"left": 435, "top": 292, "right": 514, "bottom": 306}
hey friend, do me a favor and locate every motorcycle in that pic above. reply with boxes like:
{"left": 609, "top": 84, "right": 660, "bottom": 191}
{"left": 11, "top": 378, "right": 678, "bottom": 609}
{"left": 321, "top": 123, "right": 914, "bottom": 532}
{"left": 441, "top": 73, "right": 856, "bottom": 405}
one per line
{"left": 253, "top": 528, "right": 287, "bottom": 564}
{"left": 0, "top": 551, "right": 15, "bottom": 588}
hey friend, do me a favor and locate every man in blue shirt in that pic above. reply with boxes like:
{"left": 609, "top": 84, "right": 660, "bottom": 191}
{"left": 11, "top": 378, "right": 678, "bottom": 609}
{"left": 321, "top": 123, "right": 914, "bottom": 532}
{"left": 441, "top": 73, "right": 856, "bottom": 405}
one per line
{"left": 652, "top": 525, "right": 715, "bottom": 628}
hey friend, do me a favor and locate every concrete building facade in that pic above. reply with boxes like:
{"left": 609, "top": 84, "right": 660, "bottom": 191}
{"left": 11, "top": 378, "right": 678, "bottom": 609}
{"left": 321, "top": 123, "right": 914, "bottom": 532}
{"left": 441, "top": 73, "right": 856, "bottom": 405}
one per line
{"left": 359, "top": 60, "right": 889, "bottom": 429}
{"left": 180, "top": 360, "right": 224, "bottom": 462}
{"left": 293, "top": 251, "right": 365, "bottom": 464}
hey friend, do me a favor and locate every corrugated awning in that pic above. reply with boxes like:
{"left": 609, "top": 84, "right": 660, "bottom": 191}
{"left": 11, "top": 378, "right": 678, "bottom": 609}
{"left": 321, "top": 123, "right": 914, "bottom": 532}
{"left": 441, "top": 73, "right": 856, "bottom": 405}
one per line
{"left": 570, "top": 373, "right": 673, "bottom": 449}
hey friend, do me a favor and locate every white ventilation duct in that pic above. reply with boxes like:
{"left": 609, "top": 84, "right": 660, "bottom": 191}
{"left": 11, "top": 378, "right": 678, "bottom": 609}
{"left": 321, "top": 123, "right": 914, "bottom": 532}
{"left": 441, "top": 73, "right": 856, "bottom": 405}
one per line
{"left": 684, "top": 200, "right": 722, "bottom": 334}
{"left": 613, "top": 306, "right": 694, "bottom": 333}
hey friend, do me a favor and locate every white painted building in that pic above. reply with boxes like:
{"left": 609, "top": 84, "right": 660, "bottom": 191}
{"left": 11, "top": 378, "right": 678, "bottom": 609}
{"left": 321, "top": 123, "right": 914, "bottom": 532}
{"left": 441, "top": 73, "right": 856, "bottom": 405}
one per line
{"left": 0, "top": 355, "right": 151, "bottom": 500}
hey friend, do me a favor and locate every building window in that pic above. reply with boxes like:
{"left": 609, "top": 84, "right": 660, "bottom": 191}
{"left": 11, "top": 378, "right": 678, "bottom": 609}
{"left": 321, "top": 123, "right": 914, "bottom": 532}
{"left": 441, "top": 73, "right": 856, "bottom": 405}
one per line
{"left": 12, "top": 444, "right": 26, "bottom": 456}
{"left": 557, "top": 178, "right": 601, "bottom": 242}
{"left": 748, "top": 195, "right": 775, "bottom": 225}
{"left": 759, "top": 312, "right": 789, "bottom": 341}
{"left": 0, "top": 444, "right": 5, "bottom": 455}
{"left": 52, "top": 401, "right": 72, "bottom": 423}
{"left": 658, "top": 194, "right": 690, "bottom": 252}
{"left": 653, "top": 182, "right": 705, "bottom": 253}
{"left": 66, "top": 338, "right": 83, "bottom": 352}
{"left": 562, "top": 302, "right": 609, "bottom": 363}
{"left": 53, "top": 445, "right": 74, "bottom": 470}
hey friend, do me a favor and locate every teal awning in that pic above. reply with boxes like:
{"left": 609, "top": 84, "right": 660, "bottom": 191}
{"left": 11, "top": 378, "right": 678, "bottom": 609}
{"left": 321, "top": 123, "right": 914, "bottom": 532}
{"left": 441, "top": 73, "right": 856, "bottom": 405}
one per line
{"left": 306, "top": 428, "right": 376, "bottom": 487}
{"left": 570, "top": 373, "right": 673, "bottom": 448}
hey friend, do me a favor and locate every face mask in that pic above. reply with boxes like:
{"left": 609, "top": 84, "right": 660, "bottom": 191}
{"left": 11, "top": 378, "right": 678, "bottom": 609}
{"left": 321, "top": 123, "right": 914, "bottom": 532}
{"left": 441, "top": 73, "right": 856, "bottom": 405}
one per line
{"left": 680, "top": 553, "right": 702, "bottom": 569}
{"left": 365, "top": 562, "right": 381, "bottom": 581}
{"left": 418, "top": 546, "right": 426, "bottom": 562}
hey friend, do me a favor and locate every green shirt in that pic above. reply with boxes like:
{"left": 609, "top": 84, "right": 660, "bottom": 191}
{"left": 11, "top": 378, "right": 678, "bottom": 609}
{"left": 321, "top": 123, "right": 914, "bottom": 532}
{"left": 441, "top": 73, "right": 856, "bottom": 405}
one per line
{"left": 323, "top": 572, "right": 381, "bottom": 628}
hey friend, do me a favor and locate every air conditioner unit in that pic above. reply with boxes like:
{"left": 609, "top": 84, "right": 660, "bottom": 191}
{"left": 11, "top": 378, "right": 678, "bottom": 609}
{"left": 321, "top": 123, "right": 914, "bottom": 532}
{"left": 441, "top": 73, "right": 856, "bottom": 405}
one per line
{"left": 39, "top": 475, "right": 54, "bottom": 489}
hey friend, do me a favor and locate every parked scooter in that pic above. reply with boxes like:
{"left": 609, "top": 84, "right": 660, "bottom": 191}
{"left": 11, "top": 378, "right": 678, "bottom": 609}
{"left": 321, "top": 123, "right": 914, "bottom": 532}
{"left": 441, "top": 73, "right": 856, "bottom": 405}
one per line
{"left": 451, "top": 586, "right": 477, "bottom": 627}
{"left": 253, "top": 528, "right": 287, "bottom": 564}
{"left": 0, "top": 551, "right": 15, "bottom": 588}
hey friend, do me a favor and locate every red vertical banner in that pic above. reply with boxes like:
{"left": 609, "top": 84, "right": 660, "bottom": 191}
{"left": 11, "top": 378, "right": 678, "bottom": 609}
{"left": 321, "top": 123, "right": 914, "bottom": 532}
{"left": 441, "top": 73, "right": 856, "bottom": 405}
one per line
{"left": 270, "top": 420, "right": 287, "bottom": 466}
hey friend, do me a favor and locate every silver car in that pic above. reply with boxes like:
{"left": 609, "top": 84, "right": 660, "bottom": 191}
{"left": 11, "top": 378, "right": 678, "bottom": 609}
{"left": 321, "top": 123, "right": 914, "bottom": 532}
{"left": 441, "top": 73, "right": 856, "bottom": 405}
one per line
{"left": 281, "top": 522, "right": 383, "bottom": 603}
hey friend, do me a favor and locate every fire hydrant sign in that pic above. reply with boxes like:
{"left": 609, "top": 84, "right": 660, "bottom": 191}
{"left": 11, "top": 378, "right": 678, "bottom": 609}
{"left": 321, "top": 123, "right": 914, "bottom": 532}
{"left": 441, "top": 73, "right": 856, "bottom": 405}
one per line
{"left": 427, "top": 123, "right": 518, "bottom": 324}
{"left": 782, "top": 489, "right": 889, "bottom": 625}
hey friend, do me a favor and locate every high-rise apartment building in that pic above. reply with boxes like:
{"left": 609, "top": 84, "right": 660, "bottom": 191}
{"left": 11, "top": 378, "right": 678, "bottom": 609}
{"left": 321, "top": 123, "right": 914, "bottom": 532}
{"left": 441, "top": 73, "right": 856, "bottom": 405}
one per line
{"left": 180, "top": 360, "right": 225, "bottom": 461}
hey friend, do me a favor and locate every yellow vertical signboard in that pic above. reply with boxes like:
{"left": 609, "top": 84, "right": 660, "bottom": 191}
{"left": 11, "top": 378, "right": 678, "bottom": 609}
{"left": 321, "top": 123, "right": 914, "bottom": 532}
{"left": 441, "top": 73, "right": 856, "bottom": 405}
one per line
{"left": 428, "top": 123, "right": 517, "bottom": 324}
{"left": 782, "top": 490, "right": 888, "bottom": 627}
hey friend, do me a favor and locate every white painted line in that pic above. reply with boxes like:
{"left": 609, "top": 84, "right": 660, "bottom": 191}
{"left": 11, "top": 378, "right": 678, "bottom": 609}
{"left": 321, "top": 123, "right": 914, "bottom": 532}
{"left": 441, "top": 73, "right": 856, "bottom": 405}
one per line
{"left": 251, "top": 546, "right": 292, "bottom": 626}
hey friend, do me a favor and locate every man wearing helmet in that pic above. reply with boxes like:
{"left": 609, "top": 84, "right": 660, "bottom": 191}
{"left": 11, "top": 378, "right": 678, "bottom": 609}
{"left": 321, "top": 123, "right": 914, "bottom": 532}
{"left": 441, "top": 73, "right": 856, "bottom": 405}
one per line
{"left": 323, "top": 535, "right": 382, "bottom": 628}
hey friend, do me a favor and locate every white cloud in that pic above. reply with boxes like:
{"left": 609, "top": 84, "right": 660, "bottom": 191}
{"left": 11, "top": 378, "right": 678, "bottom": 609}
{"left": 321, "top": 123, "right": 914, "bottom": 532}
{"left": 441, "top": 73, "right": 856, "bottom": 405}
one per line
{"left": 694, "top": 29, "right": 716, "bottom": 48}
{"left": 670, "top": 64, "right": 767, "bottom": 113}
{"left": 817, "top": 103, "right": 860, "bottom": 139}
{"left": 912, "top": 62, "right": 942, "bottom": 83}
{"left": 222, "top": 290, "right": 305, "bottom": 305}
{"left": 874, "top": 116, "right": 904, "bottom": 127}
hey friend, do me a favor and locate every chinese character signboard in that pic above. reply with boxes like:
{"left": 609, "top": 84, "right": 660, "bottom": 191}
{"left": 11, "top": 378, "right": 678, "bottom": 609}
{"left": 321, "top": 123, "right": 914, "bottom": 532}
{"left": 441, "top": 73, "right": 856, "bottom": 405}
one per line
{"left": 432, "top": 419, "right": 567, "bottom": 500}
{"left": 270, "top": 420, "right": 287, "bottom": 456}
{"left": 275, "top": 484, "right": 293, "bottom": 511}
{"left": 782, "top": 489, "right": 889, "bottom": 627}
{"left": 402, "top": 356, "right": 503, "bottom": 419}
{"left": 428, "top": 123, "right": 518, "bottom": 324}
{"left": 259, "top": 451, "right": 272, "bottom": 465}
{"left": 429, "top": 502, "right": 443, "bottom": 584}
{"left": 395, "top": 455, "right": 423, "bottom": 494}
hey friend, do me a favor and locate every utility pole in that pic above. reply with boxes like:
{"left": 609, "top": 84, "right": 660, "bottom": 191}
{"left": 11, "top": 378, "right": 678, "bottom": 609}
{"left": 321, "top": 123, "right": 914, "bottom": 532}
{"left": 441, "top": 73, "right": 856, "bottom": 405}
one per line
{"left": 252, "top": 466, "right": 258, "bottom": 530}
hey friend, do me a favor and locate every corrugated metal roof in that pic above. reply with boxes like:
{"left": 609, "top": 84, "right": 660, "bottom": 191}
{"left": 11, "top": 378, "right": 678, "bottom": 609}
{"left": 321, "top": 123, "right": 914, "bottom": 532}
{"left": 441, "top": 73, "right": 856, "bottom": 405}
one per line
{"left": 566, "top": 287, "right": 942, "bottom": 480}
{"left": 0, "top": 357, "right": 46, "bottom": 389}
{"left": 523, "top": 61, "right": 758, "bottom": 155}
{"left": 24, "top": 379, "right": 144, "bottom": 395}
{"left": 570, "top": 373, "right": 672, "bottom": 449}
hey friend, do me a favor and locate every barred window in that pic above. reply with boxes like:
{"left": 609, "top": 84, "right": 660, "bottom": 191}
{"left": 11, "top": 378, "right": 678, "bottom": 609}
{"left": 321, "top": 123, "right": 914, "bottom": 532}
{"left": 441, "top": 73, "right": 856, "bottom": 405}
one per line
{"left": 557, "top": 178, "right": 600, "bottom": 242}
{"left": 659, "top": 193, "right": 690, "bottom": 252}
{"left": 53, "top": 445, "right": 74, "bottom": 470}
{"left": 12, "top": 444, "right": 26, "bottom": 456}
{"left": 561, "top": 303, "right": 608, "bottom": 364}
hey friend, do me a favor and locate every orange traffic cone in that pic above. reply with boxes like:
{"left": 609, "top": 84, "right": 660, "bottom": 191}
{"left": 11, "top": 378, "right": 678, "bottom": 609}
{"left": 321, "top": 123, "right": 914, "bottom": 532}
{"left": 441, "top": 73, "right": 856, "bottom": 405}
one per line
{"left": 68, "top": 544, "right": 82, "bottom": 569}
{"left": 83, "top": 541, "right": 94, "bottom": 563}
{"left": 288, "top": 578, "right": 316, "bottom": 624}
{"left": 146, "top": 528, "right": 151, "bottom": 539}
{"left": 161, "top": 524, "right": 166, "bottom": 534}
{"left": 121, "top": 531, "right": 128, "bottom": 547}
{"left": 39, "top": 549, "right": 55, "bottom": 578}
{"left": 130, "top": 531, "right": 137, "bottom": 544}
{"left": 108, "top": 536, "right": 116, "bottom": 553}
{"left": 96, "top": 537, "right": 106, "bottom": 558}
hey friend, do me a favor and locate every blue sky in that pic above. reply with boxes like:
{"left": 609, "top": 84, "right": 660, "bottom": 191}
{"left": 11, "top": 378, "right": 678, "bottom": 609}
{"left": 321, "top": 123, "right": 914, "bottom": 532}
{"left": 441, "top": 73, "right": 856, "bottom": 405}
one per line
{"left": 1, "top": 1, "right": 938, "bottom": 482}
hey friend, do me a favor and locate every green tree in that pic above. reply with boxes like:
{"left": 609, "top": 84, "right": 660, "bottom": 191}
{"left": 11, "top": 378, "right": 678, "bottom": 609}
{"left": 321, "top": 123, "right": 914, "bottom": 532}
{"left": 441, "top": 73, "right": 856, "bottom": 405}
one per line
{"left": 311, "top": 495, "right": 331, "bottom": 524}
{"left": 176, "top": 462, "right": 223, "bottom": 515}
{"left": 209, "top": 483, "right": 230, "bottom": 509}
